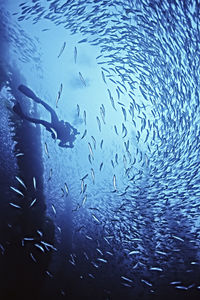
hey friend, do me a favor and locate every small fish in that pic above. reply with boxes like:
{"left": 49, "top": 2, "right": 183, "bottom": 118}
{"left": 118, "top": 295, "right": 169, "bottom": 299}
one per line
{"left": 175, "top": 286, "right": 188, "bottom": 290}
{"left": 15, "top": 176, "right": 27, "bottom": 189}
{"left": 172, "top": 235, "right": 184, "bottom": 242}
{"left": 170, "top": 281, "right": 182, "bottom": 285}
{"left": 115, "top": 153, "right": 118, "bottom": 164}
{"left": 123, "top": 155, "right": 127, "bottom": 168}
{"left": 79, "top": 72, "right": 86, "bottom": 87}
{"left": 116, "top": 88, "right": 120, "bottom": 100}
{"left": 156, "top": 250, "right": 167, "bottom": 256}
{"left": 88, "top": 154, "right": 92, "bottom": 164}
{"left": 69, "top": 260, "right": 76, "bottom": 266}
{"left": 61, "top": 188, "right": 65, "bottom": 197}
{"left": 34, "top": 243, "right": 45, "bottom": 253}
{"left": 88, "top": 142, "right": 94, "bottom": 158}
{"left": 100, "top": 107, "right": 106, "bottom": 124}
{"left": 91, "top": 168, "right": 95, "bottom": 184}
{"left": 80, "top": 179, "right": 84, "bottom": 194}
{"left": 92, "top": 214, "right": 101, "bottom": 224}
{"left": 100, "top": 139, "right": 103, "bottom": 149}
{"left": 122, "top": 123, "right": 127, "bottom": 138}
{"left": 81, "top": 174, "right": 88, "bottom": 181}
{"left": 118, "top": 101, "right": 125, "bottom": 106}
{"left": 99, "top": 162, "right": 103, "bottom": 171}
{"left": 111, "top": 160, "right": 115, "bottom": 168}
{"left": 96, "top": 116, "right": 101, "bottom": 132}
{"left": 24, "top": 237, "right": 34, "bottom": 241}
{"left": 144, "top": 129, "right": 149, "bottom": 143}
{"left": 82, "top": 195, "right": 87, "bottom": 206}
{"left": 44, "top": 142, "right": 49, "bottom": 158}
{"left": 41, "top": 241, "right": 57, "bottom": 251}
{"left": 121, "top": 107, "right": 127, "bottom": 122}
{"left": 121, "top": 283, "right": 132, "bottom": 288}
{"left": 141, "top": 279, "right": 152, "bottom": 287}
{"left": 78, "top": 38, "right": 87, "bottom": 43}
{"left": 109, "top": 96, "right": 117, "bottom": 111}
{"left": 45, "top": 271, "right": 53, "bottom": 278}
{"left": 83, "top": 183, "right": 87, "bottom": 194}
{"left": 121, "top": 276, "right": 133, "bottom": 283}
{"left": 82, "top": 111, "right": 86, "bottom": 126}
{"left": 48, "top": 168, "right": 52, "bottom": 181}
{"left": 74, "top": 46, "right": 77, "bottom": 63}
{"left": 77, "top": 104, "right": 80, "bottom": 117}
{"left": 51, "top": 204, "right": 56, "bottom": 215}
{"left": 101, "top": 70, "right": 107, "bottom": 84}
{"left": 85, "top": 235, "right": 93, "bottom": 240}
{"left": 64, "top": 183, "right": 69, "bottom": 195}
{"left": 96, "top": 248, "right": 103, "bottom": 256}
{"left": 81, "top": 129, "right": 87, "bottom": 139}
{"left": 9, "top": 203, "right": 21, "bottom": 209}
{"left": 128, "top": 250, "right": 140, "bottom": 255}
{"left": 30, "top": 253, "right": 37, "bottom": 263}
{"left": 56, "top": 83, "right": 63, "bottom": 108}
{"left": 10, "top": 186, "right": 24, "bottom": 197}
{"left": 97, "top": 258, "right": 107, "bottom": 263}
{"left": 33, "top": 177, "right": 36, "bottom": 190}
{"left": 84, "top": 251, "right": 89, "bottom": 259}
{"left": 30, "top": 198, "right": 37, "bottom": 207}
{"left": 113, "top": 174, "right": 117, "bottom": 191}
{"left": 114, "top": 125, "right": 118, "bottom": 135}
{"left": 91, "top": 136, "right": 96, "bottom": 149}
{"left": 150, "top": 267, "right": 163, "bottom": 272}
{"left": 57, "top": 42, "right": 66, "bottom": 58}
{"left": 37, "top": 230, "right": 43, "bottom": 237}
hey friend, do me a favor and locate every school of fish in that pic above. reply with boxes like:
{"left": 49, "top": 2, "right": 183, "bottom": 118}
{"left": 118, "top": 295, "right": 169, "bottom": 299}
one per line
{"left": 6, "top": 0, "right": 200, "bottom": 299}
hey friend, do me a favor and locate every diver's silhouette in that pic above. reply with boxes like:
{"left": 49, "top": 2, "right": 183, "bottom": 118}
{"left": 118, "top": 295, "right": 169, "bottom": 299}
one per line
{"left": 13, "top": 85, "right": 80, "bottom": 148}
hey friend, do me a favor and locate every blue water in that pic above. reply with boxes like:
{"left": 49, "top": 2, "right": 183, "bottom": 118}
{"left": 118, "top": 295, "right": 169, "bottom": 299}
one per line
{"left": 1, "top": 0, "right": 200, "bottom": 299}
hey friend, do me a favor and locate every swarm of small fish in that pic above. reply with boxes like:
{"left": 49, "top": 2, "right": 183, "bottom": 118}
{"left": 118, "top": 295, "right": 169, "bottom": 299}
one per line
{"left": 16, "top": 0, "right": 200, "bottom": 299}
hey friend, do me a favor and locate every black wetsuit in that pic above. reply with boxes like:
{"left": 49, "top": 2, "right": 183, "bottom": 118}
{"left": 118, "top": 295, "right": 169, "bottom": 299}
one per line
{"left": 15, "top": 85, "right": 79, "bottom": 148}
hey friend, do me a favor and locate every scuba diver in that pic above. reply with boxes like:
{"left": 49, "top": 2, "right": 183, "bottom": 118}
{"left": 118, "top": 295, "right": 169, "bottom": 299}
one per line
{"left": 13, "top": 84, "right": 80, "bottom": 148}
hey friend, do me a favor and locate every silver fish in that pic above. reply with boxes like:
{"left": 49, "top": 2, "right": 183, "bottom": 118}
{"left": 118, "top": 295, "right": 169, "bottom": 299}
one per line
{"left": 91, "top": 136, "right": 96, "bottom": 149}
{"left": 88, "top": 142, "right": 94, "bottom": 158}
{"left": 33, "top": 177, "right": 36, "bottom": 190}
{"left": 44, "top": 142, "right": 49, "bottom": 158}
{"left": 99, "top": 162, "right": 103, "bottom": 171}
{"left": 56, "top": 83, "right": 63, "bottom": 108}
{"left": 9, "top": 203, "right": 21, "bottom": 209}
{"left": 74, "top": 46, "right": 77, "bottom": 63}
{"left": 83, "top": 110, "right": 86, "bottom": 125}
{"left": 77, "top": 104, "right": 80, "bottom": 117}
{"left": 57, "top": 41, "right": 66, "bottom": 58}
{"left": 113, "top": 174, "right": 117, "bottom": 191}
{"left": 100, "top": 139, "right": 103, "bottom": 149}
{"left": 15, "top": 176, "right": 27, "bottom": 189}
{"left": 91, "top": 168, "right": 95, "bottom": 184}
{"left": 79, "top": 72, "right": 86, "bottom": 87}
{"left": 30, "top": 198, "right": 37, "bottom": 207}
{"left": 81, "top": 129, "right": 87, "bottom": 139}
{"left": 96, "top": 116, "right": 101, "bottom": 132}
{"left": 10, "top": 186, "right": 24, "bottom": 197}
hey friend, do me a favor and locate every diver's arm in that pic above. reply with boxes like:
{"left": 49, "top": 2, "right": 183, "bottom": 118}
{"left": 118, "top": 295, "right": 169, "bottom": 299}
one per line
{"left": 70, "top": 125, "right": 80, "bottom": 135}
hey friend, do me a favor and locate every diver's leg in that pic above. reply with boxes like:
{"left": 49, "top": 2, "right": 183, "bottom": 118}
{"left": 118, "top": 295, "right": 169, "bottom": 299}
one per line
{"left": 13, "top": 102, "right": 52, "bottom": 129}
{"left": 18, "top": 84, "right": 59, "bottom": 124}
{"left": 18, "top": 85, "right": 41, "bottom": 103}
{"left": 37, "top": 100, "right": 59, "bottom": 125}
{"left": 23, "top": 115, "right": 52, "bottom": 129}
